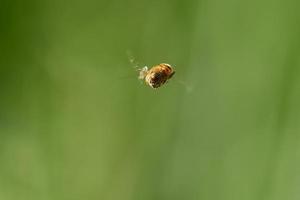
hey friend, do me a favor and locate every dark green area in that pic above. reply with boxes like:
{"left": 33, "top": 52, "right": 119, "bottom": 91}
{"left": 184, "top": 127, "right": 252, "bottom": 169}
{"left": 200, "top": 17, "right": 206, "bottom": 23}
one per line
{"left": 1, "top": 0, "right": 300, "bottom": 199}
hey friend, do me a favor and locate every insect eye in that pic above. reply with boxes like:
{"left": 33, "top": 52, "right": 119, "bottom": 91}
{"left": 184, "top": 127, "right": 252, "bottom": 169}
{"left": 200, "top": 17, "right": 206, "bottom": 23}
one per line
{"left": 164, "top": 64, "right": 172, "bottom": 70}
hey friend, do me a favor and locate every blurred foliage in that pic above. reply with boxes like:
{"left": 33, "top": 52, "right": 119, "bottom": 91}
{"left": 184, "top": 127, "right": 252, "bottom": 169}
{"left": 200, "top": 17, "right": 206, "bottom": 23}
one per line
{"left": 0, "top": 0, "right": 300, "bottom": 199}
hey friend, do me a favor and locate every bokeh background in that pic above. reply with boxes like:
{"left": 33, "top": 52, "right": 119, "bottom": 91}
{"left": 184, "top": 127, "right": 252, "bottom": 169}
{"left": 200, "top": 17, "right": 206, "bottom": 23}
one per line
{"left": 1, "top": 0, "right": 300, "bottom": 199}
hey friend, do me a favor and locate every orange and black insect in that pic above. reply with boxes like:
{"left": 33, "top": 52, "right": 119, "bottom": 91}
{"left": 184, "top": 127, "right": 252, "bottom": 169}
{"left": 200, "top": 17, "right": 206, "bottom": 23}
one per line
{"left": 138, "top": 63, "right": 175, "bottom": 88}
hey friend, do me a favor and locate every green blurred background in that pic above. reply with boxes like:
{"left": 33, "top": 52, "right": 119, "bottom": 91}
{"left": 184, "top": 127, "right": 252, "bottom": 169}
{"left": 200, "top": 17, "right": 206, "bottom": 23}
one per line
{"left": 1, "top": 0, "right": 300, "bottom": 199}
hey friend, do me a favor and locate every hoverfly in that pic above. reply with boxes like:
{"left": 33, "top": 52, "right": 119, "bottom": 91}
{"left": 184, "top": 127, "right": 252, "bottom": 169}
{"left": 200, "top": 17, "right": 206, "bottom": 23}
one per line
{"left": 138, "top": 63, "right": 175, "bottom": 89}
{"left": 127, "top": 51, "right": 176, "bottom": 89}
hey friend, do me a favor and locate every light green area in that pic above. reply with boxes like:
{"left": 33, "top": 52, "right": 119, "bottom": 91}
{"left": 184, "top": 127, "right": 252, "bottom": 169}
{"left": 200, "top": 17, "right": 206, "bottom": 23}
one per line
{"left": 1, "top": 0, "right": 300, "bottom": 199}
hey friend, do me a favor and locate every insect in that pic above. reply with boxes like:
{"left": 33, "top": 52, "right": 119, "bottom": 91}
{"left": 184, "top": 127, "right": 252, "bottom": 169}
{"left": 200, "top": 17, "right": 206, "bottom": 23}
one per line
{"left": 138, "top": 63, "right": 175, "bottom": 89}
